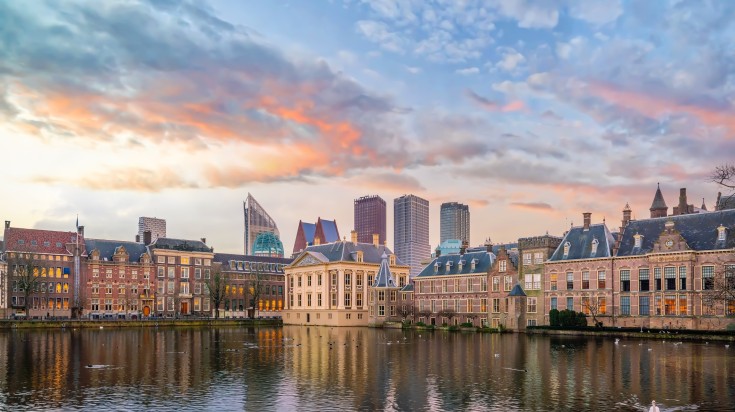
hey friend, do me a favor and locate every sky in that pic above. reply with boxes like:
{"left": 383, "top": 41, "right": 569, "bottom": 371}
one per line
{"left": 1, "top": 0, "right": 734, "bottom": 256}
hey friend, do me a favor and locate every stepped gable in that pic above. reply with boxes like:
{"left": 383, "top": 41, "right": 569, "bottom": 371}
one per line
{"left": 616, "top": 209, "right": 735, "bottom": 256}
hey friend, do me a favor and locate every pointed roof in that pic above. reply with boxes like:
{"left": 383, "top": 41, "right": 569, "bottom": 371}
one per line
{"left": 373, "top": 252, "right": 397, "bottom": 288}
{"left": 701, "top": 198, "right": 708, "bottom": 211}
{"left": 650, "top": 183, "right": 668, "bottom": 211}
{"left": 508, "top": 283, "right": 526, "bottom": 297}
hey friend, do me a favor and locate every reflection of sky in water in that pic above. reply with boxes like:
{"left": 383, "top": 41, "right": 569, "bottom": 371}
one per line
{"left": 0, "top": 327, "right": 732, "bottom": 411}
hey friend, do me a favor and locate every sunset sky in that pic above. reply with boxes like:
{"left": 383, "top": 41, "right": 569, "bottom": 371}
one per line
{"left": 1, "top": 0, "right": 733, "bottom": 256}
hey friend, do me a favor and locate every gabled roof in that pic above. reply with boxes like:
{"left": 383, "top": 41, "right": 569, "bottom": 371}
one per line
{"left": 85, "top": 239, "right": 149, "bottom": 263}
{"left": 148, "top": 237, "right": 213, "bottom": 253}
{"left": 400, "top": 283, "right": 414, "bottom": 292}
{"left": 650, "top": 183, "right": 668, "bottom": 210}
{"left": 549, "top": 223, "right": 615, "bottom": 261}
{"left": 508, "top": 283, "right": 526, "bottom": 297}
{"left": 373, "top": 253, "right": 397, "bottom": 288}
{"left": 616, "top": 209, "right": 735, "bottom": 256}
{"left": 3, "top": 227, "right": 82, "bottom": 255}
{"left": 416, "top": 250, "right": 495, "bottom": 277}
{"left": 295, "top": 241, "right": 405, "bottom": 265}
{"left": 318, "top": 219, "right": 340, "bottom": 243}
{"left": 300, "top": 222, "right": 317, "bottom": 244}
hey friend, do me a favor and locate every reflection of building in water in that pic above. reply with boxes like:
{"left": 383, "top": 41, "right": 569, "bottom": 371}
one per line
{"left": 284, "top": 232, "right": 410, "bottom": 326}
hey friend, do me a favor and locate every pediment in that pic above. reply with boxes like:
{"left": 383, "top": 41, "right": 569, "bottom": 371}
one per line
{"left": 291, "top": 252, "right": 327, "bottom": 267}
{"left": 652, "top": 225, "right": 689, "bottom": 253}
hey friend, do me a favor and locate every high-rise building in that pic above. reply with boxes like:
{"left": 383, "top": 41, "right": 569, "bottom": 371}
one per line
{"left": 137, "top": 217, "right": 166, "bottom": 244}
{"left": 394, "top": 194, "right": 430, "bottom": 276}
{"left": 440, "top": 202, "right": 470, "bottom": 244}
{"left": 354, "top": 195, "right": 386, "bottom": 245}
{"left": 244, "top": 193, "right": 280, "bottom": 255}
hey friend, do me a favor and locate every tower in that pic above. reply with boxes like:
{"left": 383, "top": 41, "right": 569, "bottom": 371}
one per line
{"left": 394, "top": 195, "right": 430, "bottom": 277}
{"left": 649, "top": 183, "right": 668, "bottom": 218}
{"left": 244, "top": 193, "right": 280, "bottom": 255}
{"left": 354, "top": 195, "right": 386, "bottom": 244}
{"left": 439, "top": 202, "right": 470, "bottom": 244}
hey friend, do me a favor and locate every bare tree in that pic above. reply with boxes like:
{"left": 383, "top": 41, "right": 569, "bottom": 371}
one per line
{"left": 204, "top": 265, "right": 228, "bottom": 319}
{"left": 437, "top": 308, "right": 457, "bottom": 325}
{"left": 582, "top": 296, "right": 604, "bottom": 327}
{"left": 417, "top": 309, "right": 432, "bottom": 322}
{"left": 702, "top": 266, "right": 735, "bottom": 314}
{"left": 397, "top": 303, "right": 415, "bottom": 323}
{"left": 248, "top": 269, "right": 267, "bottom": 319}
{"left": 8, "top": 255, "right": 46, "bottom": 318}
{"left": 711, "top": 164, "right": 735, "bottom": 191}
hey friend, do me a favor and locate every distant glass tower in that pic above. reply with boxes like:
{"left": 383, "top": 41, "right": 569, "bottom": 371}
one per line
{"left": 137, "top": 217, "right": 166, "bottom": 244}
{"left": 252, "top": 232, "right": 285, "bottom": 258}
{"left": 440, "top": 202, "right": 470, "bottom": 244}
{"left": 394, "top": 194, "right": 430, "bottom": 276}
{"left": 354, "top": 195, "right": 386, "bottom": 244}
{"left": 244, "top": 193, "right": 280, "bottom": 255}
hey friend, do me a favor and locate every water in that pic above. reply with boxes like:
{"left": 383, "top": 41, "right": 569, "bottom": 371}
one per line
{"left": 0, "top": 326, "right": 733, "bottom": 411}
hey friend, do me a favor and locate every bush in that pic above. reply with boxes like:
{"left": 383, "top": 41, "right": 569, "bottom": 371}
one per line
{"left": 460, "top": 322, "right": 474, "bottom": 328}
{"left": 549, "top": 309, "right": 560, "bottom": 327}
{"left": 448, "top": 325, "right": 460, "bottom": 331}
{"left": 416, "top": 321, "right": 427, "bottom": 327}
{"left": 552, "top": 309, "right": 588, "bottom": 328}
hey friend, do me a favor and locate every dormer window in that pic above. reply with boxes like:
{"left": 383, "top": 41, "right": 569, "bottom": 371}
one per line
{"left": 591, "top": 238, "right": 599, "bottom": 255}
{"left": 356, "top": 251, "right": 364, "bottom": 263}
{"left": 446, "top": 261, "right": 453, "bottom": 272}
{"left": 229, "top": 260, "right": 236, "bottom": 270}
{"left": 389, "top": 254, "right": 396, "bottom": 265}
{"left": 634, "top": 233, "right": 643, "bottom": 248}
{"left": 471, "top": 258, "right": 477, "bottom": 271}
{"left": 434, "top": 261, "right": 439, "bottom": 273}
{"left": 718, "top": 225, "right": 726, "bottom": 241}
{"left": 563, "top": 242, "right": 570, "bottom": 257}
{"left": 458, "top": 260, "right": 465, "bottom": 271}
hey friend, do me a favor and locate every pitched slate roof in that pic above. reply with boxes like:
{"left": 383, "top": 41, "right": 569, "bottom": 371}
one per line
{"left": 148, "top": 237, "right": 213, "bottom": 253}
{"left": 3, "top": 227, "right": 82, "bottom": 255}
{"left": 400, "top": 283, "right": 414, "bottom": 292}
{"left": 319, "top": 219, "right": 340, "bottom": 243}
{"left": 85, "top": 239, "right": 149, "bottom": 262}
{"left": 549, "top": 223, "right": 615, "bottom": 261}
{"left": 373, "top": 253, "right": 397, "bottom": 287}
{"left": 616, "top": 209, "right": 735, "bottom": 256}
{"left": 650, "top": 183, "right": 668, "bottom": 210}
{"left": 300, "top": 222, "right": 317, "bottom": 244}
{"left": 213, "top": 253, "right": 293, "bottom": 273}
{"left": 508, "top": 283, "right": 527, "bottom": 297}
{"left": 298, "top": 241, "right": 405, "bottom": 265}
{"left": 416, "top": 250, "right": 495, "bottom": 278}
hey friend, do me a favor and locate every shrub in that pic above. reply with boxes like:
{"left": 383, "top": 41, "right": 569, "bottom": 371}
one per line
{"left": 460, "top": 322, "right": 474, "bottom": 328}
{"left": 416, "top": 321, "right": 427, "bottom": 327}
{"left": 448, "top": 325, "right": 460, "bottom": 331}
{"left": 549, "top": 309, "right": 560, "bottom": 327}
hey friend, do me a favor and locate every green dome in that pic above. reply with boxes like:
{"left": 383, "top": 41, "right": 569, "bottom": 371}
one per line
{"left": 252, "top": 232, "right": 284, "bottom": 257}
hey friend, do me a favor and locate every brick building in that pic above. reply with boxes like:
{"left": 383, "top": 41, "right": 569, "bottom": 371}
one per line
{"left": 84, "top": 239, "right": 154, "bottom": 319}
{"left": 518, "top": 235, "right": 562, "bottom": 327}
{"left": 487, "top": 245, "right": 519, "bottom": 328}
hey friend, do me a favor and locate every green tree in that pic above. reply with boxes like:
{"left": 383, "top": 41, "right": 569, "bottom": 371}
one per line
{"left": 204, "top": 264, "right": 228, "bottom": 319}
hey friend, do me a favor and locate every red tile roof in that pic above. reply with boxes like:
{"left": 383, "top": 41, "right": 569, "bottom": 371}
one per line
{"left": 3, "top": 227, "right": 84, "bottom": 255}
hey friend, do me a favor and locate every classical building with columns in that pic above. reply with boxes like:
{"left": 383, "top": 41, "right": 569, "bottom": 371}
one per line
{"left": 283, "top": 231, "right": 410, "bottom": 326}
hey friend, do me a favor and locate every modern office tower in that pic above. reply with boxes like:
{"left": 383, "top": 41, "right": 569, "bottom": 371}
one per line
{"left": 137, "top": 217, "right": 166, "bottom": 244}
{"left": 244, "top": 193, "right": 280, "bottom": 255}
{"left": 354, "top": 195, "right": 387, "bottom": 245}
{"left": 394, "top": 194, "right": 430, "bottom": 276}
{"left": 440, "top": 202, "right": 470, "bottom": 244}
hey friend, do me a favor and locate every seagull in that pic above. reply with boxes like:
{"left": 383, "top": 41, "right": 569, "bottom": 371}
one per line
{"left": 726, "top": 345, "right": 730, "bottom": 349}
{"left": 561, "top": 345, "right": 565, "bottom": 348}
{"left": 494, "top": 354, "right": 500, "bottom": 358}
{"left": 615, "top": 338, "right": 620, "bottom": 344}
{"left": 648, "top": 348, "right": 653, "bottom": 351}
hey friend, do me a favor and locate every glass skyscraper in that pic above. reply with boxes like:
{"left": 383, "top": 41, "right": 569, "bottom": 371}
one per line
{"left": 394, "top": 194, "right": 430, "bottom": 276}
{"left": 354, "top": 195, "right": 386, "bottom": 244}
{"left": 243, "top": 193, "right": 281, "bottom": 256}
{"left": 440, "top": 202, "right": 470, "bottom": 244}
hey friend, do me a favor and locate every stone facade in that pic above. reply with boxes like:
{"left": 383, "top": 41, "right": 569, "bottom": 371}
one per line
{"left": 283, "top": 240, "right": 409, "bottom": 326}
{"left": 487, "top": 246, "right": 519, "bottom": 329}
{"left": 518, "top": 235, "right": 561, "bottom": 327}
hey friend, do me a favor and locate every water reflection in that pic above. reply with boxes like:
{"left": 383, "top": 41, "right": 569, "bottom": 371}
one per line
{"left": 0, "top": 327, "right": 732, "bottom": 411}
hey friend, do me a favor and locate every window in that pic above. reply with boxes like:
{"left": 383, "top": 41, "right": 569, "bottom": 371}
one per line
{"left": 664, "top": 295, "right": 676, "bottom": 315}
{"left": 525, "top": 274, "right": 533, "bottom": 290}
{"left": 106, "top": 269, "right": 113, "bottom": 278}
{"left": 168, "top": 267, "right": 175, "bottom": 279}
{"left": 167, "top": 282, "right": 174, "bottom": 294}
{"left": 620, "top": 270, "right": 630, "bottom": 292}
{"left": 157, "top": 267, "right": 164, "bottom": 278}
{"left": 639, "top": 268, "right": 650, "bottom": 291}
{"left": 298, "top": 276, "right": 302, "bottom": 287}
{"left": 598, "top": 297, "right": 606, "bottom": 314}
{"left": 492, "top": 298, "right": 500, "bottom": 313}
{"left": 678, "top": 295, "right": 687, "bottom": 315}
{"left": 563, "top": 242, "right": 570, "bottom": 257}
{"left": 480, "top": 298, "right": 487, "bottom": 312}
{"left": 655, "top": 295, "right": 662, "bottom": 315}
{"left": 718, "top": 225, "right": 727, "bottom": 241}
{"left": 598, "top": 271, "right": 606, "bottom": 289}
{"left": 566, "top": 297, "right": 573, "bottom": 311}
{"left": 195, "top": 258, "right": 202, "bottom": 266}
{"left": 492, "top": 277, "right": 499, "bottom": 292}
{"left": 527, "top": 319, "right": 537, "bottom": 327}
{"left": 181, "top": 267, "right": 189, "bottom": 279}
{"left": 504, "top": 276, "right": 513, "bottom": 292}
{"left": 204, "top": 269, "right": 211, "bottom": 279}
{"left": 654, "top": 267, "right": 662, "bottom": 290}
{"left": 679, "top": 266, "right": 687, "bottom": 290}
{"left": 157, "top": 256, "right": 165, "bottom": 264}
{"left": 367, "top": 274, "right": 373, "bottom": 286}
{"left": 582, "top": 271, "right": 590, "bottom": 289}
{"left": 567, "top": 272, "right": 574, "bottom": 290}
{"left": 454, "top": 279, "right": 459, "bottom": 292}
{"left": 307, "top": 275, "right": 312, "bottom": 287}
{"left": 590, "top": 239, "right": 599, "bottom": 255}
{"left": 106, "top": 284, "right": 113, "bottom": 294}
{"left": 180, "top": 282, "right": 190, "bottom": 294}
{"left": 195, "top": 268, "right": 201, "bottom": 279}
{"left": 534, "top": 252, "right": 543, "bottom": 264}
{"left": 728, "top": 300, "right": 735, "bottom": 316}
{"left": 157, "top": 297, "right": 164, "bottom": 311}
{"left": 499, "top": 260, "right": 507, "bottom": 272}
{"left": 550, "top": 274, "right": 558, "bottom": 291}
{"left": 664, "top": 267, "right": 676, "bottom": 290}
{"left": 378, "top": 305, "right": 385, "bottom": 317}
{"left": 527, "top": 297, "right": 537, "bottom": 313}
{"left": 634, "top": 234, "right": 642, "bottom": 248}
{"left": 195, "top": 283, "right": 202, "bottom": 294}
{"left": 378, "top": 290, "right": 385, "bottom": 301}
{"left": 316, "top": 293, "right": 322, "bottom": 306}
{"left": 92, "top": 268, "right": 99, "bottom": 278}
{"left": 91, "top": 299, "right": 99, "bottom": 311}
{"left": 443, "top": 280, "right": 448, "bottom": 293}
{"left": 523, "top": 253, "right": 531, "bottom": 265}
{"left": 331, "top": 293, "right": 337, "bottom": 307}
{"left": 297, "top": 294, "right": 302, "bottom": 307}
{"left": 581, "top": 297, "right": 590, "bottom": 314}
{"left": 344, "top": 294, "right": 351, "bottom": 307}
{"left": 319, "top": 274, "right": 323, "bottom": 286}
{"left": 118, "top": 284, "right": 125, "bottom": 294}
{"left": 356, "top": 293, "right": 362, "bottom": 307}
{"left": 331, "top": 273, "right": 337, "bottom": 286}
{"left": 105, "top": 299, "right": 112, "bottom": 311}
{"left": 167, "top": 297, "right": 174, "bottom": 311}
{"left": 344, "top": 273, "right": 351, "bottom": 287}
{"left": 481, "top": 278, "right": 487, "bottom": 292}
{"left": 307, "top": 294, "right": 312, "bottom": 307}
{"left": 550, "top": 297, "right": 557, "bottom": 311}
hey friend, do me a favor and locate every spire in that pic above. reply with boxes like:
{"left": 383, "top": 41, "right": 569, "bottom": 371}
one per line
{"left": 701, "top": 198, "right": 708, "bottom": 211}
{"left": 649, "top": 183, "right": 668, "bottom": 218}
{"left": 623, "top": 202, "right": 631, "bottom": 212}
{"left": 373, "top": 252, "right": 396, "bottom": 288}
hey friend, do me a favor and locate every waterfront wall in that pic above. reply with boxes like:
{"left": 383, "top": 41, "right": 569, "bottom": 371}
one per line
{"left": 526, "top": 327, "right": 735, "bottom": 342}
{"left": 0, "top": 318, "right": 281, "bottom": 330}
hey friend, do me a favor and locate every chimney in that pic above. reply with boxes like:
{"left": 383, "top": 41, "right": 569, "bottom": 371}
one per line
{"left": 201, "top": 238, "right": 206, "bottom": 244}
{"left": 135, "top": 234, "right": 140, "bottom": 243}
{"left": 314, "top": 237, "right": 321, "bottom": 246}
{"left": 677, "top": 188, "right": 688, "bottom": 216}
{"left": 4, "top": 221, "right": 9, "bottom": 230}
{"left": 143, "top": 230, "right": 152, "bottom": 246}
{"left": 460, "top": 240, "right": 468, "bottom": 255}
{"left": 485, "top": 238, "right": 493, "bottom": 253}
{"left": 351, "top": 230, "right": 358, "bottom": 244}
{"left": 78, "top": 225, "right": 85, "bottom": 237}
{"left": 583, "top": 212, "right": 591, "bottom": 230}
{"left": 435, "top": 247, "right": 441, "bottom": 257}
{"left": 622, "top": 203, "right": 631, "bottom": 228}
{"left": 372, "top": 233, "right": 379, "bottom": 247}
